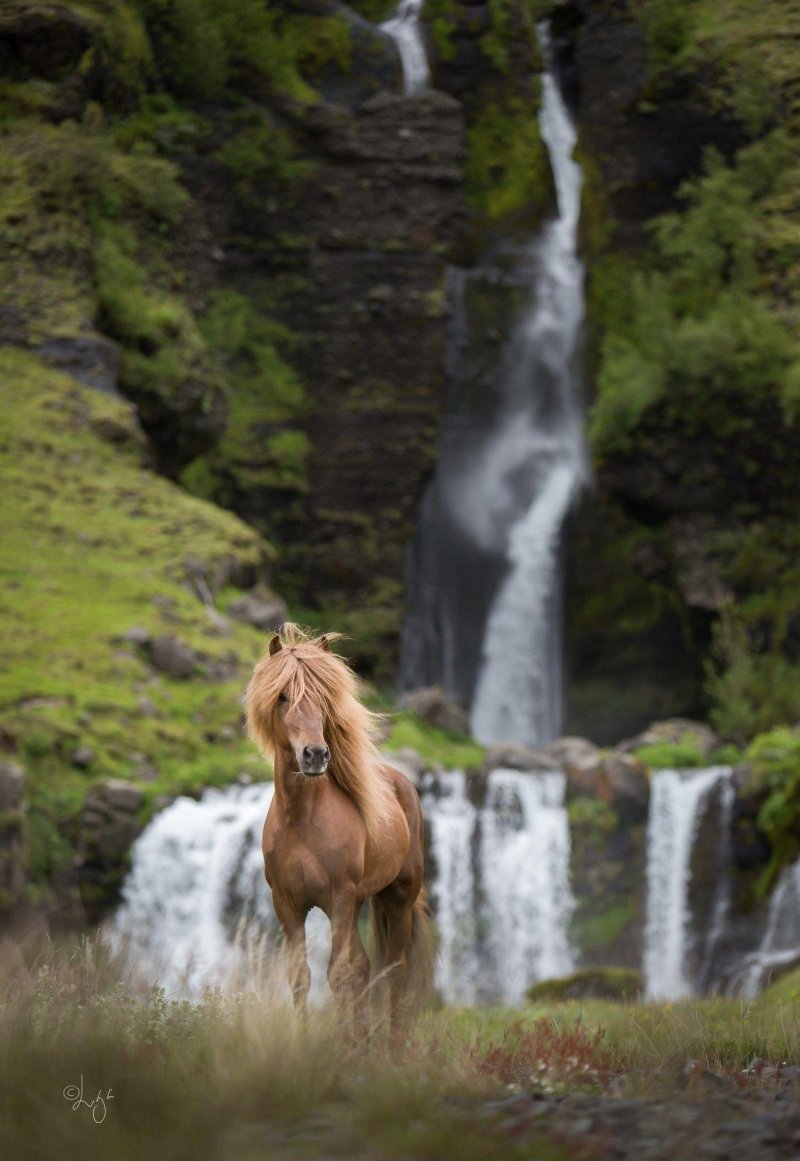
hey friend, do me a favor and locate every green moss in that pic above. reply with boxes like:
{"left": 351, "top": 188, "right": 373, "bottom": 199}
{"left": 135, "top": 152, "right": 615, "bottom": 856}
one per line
{"left": 571, "top": 903, "right": 638, "bottom": 954}
{"left": 383, "top": 715, "right": 485, "bottom": 771}
{"left": 526, "top": 966, "right": 643, "bottom": 1003}
{"left": 634, "top": 740, "right": 706, "bottom": 769}
{"left": 466, "top": 97, "right": 551, "bottom": 225}
{"left": 740, "top": 726, "right": 800, "bottom": 894}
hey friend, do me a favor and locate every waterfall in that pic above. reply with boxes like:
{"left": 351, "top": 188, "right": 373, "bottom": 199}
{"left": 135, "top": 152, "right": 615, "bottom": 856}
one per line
{"left": 422, "top": 766, "right": 575, "bottom": 1005}
{"left": 381, "top": 0, "right": 429, "bottom": 95}
{"left": 643, "top": 766, "right": 733, "bottom": 999}
{"left": 112, "top": 768, "right": 574, "bottom": 1005}
{"left": 108, "top": 783, "right": 331, "bottom": 999}
{"left": 400, "top": 30, "right": 587, "bottom": 747}
{"left": 738, "top": 859, "right": 800, "bottom": 999}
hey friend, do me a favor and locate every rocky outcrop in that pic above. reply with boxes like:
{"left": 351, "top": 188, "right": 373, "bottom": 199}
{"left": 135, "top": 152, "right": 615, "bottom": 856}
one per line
{"left": 208, "top": 88, "right": 468, "bottom": 675}
{"left": 400, "top": 686, "right": 471, "bottom": 736}
{"left": 0, "top": 761, "right": 26, "bottom": 916}
{"left": 76, "top": 779, "right": 144, "bottom": 922}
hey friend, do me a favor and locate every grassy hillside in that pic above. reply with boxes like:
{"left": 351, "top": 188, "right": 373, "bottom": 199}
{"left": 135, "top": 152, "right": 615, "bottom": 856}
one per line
{"left": 0, "top": 351, "right": 279, "bottom": 904}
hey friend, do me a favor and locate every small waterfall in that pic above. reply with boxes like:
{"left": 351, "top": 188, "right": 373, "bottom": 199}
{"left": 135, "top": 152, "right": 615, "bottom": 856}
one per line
{"left": 422, "top": 766, "right": 575, "bottom": 1004}
{"left": 400, "top": 31, "right": 587, "bottom": 747}
{"left": 738, "top": 860, "right": 800, "bottom": 999}
{"left": 381, "top": 0, "right": 429, "bottom": 95}
{"left": 643, "top": 766, "right": 733, "bottom": 1000}
{"left": 108, "top": 783, "right": 331, "bottom": 998}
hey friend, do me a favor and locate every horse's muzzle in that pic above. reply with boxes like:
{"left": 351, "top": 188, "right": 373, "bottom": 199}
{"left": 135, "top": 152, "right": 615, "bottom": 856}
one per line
{"left": 301, "top": 744, "right": 330, "bottom": 776}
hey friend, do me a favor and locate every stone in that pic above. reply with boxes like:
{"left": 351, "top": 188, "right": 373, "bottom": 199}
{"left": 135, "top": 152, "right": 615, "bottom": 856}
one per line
{"left": 71, "top": 745, "right": 95, "bottom": 769}
{"left": 136, "top": 696, "right": 157, "bottom": 718}
{"left": 87, "top": 779, "right": 143, "bottom": 813}
{"left": 226, "top": 590, "right": 289, "bottom": 633}
{"left": 399, "top": 686, "right": 470, "bottom": 737}
{"left": 121, "top": 626, "right": 151, "bottom": 648}
{"left": 483, "top": 743, "right": 550, "bottom": 773}
{"left": 149, "top": 634, "right": 200, "bottom": 679}
{"left": 602, "top": 752, "right": 649, "bottom": 820}
{"left": 0, "top": 761, "right": 24, "bottom": 811}
{"left": 37, "top": 334, "right": 121, "bottom": 396}
{"left": 618, "top": 718, "right": 720, "bottom": 759}
{"left": 77, "top": 779, "right": 145, "bottom": 921}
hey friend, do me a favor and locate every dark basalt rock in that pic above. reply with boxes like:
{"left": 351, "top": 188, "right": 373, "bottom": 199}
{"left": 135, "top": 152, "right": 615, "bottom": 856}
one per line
{"left": 0, "top": 3, "right": 96, "bottom": 82}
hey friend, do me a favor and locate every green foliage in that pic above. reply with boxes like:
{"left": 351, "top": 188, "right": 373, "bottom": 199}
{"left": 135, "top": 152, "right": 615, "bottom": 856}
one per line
{"left": 741, "top": 727, "right": 800, "bottom": 892}
{"left": 634, "top": 739, "right": 706, "bottom": 769}
{"left": 706, "top": 604, "right": 800, "bottom": 744}
{"left": 181, "top": 289, "right": 308, "bottom": 500}
{"left": 214, "top": 108, "right": 310, "bottom": 188}
{"left": 632, "top": 0, "right": 696, "bottom": 78}
{"left": 466, "top": 97, "right": 551, "bottom": 224}
{"left": 133, "top": 0, "right": 350, "bottom": 103}
{"left": 590, "top": 135, "right": 800, "bottom": 453}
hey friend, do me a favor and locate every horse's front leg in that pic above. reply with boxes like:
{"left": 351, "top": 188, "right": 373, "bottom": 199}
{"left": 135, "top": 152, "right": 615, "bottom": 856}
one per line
{"left": 273, "top": 893, "right": 311, "bottom": 1014}
{"left": 328, "top": 889, "right": 369, "bottom": 1041}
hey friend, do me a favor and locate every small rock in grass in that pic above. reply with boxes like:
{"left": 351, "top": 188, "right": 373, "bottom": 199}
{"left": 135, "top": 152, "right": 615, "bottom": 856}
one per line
{"left": 0, "top": 762, "right": 25, "bottom": 810}
{"left": 149, "top": 635, "right": 199, "bottom": 679}
{"left": 122, "top": 626, "right": 151, "bottom": 648}
{"left": 72, "top": 745, "right": 95, "bottom": 769}
{"left": 227, "top": 590, "right": 288, "bottom": 633}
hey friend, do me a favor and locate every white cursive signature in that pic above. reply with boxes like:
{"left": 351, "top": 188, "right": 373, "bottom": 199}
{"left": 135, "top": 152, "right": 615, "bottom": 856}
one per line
{"left": 62, "top": 1076, "right": 114, "bottom": 1124}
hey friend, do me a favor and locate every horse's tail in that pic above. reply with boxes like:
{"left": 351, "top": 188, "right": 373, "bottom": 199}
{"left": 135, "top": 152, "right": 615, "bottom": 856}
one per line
{"left": 369, "top": 888, "right": 436, "bottom": 1018}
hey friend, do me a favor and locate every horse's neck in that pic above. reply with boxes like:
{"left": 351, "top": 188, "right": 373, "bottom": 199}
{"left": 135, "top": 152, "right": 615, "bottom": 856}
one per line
{"left": 272, "top": 748, "right": 328, "bottom": 823}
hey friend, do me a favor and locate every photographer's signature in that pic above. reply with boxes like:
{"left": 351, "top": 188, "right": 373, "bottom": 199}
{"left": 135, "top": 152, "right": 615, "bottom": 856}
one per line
{"left": 62, "top": 1076, "right": 114, "bottom": 1124}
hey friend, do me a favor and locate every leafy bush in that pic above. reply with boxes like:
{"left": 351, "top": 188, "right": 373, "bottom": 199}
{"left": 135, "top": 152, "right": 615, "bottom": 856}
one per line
{"left": 589, "top": 135, "right": 800, "bottom": 453}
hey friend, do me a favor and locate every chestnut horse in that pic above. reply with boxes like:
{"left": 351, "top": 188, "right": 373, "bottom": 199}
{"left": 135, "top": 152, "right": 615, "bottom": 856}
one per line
{"left": 245, "top": 623, "right": 433, "bottom": 1045}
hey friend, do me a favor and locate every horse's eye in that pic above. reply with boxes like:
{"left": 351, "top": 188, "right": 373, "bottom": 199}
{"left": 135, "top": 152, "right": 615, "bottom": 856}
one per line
{"left": 278, "top": 692, "right": 289, "bottom": 704}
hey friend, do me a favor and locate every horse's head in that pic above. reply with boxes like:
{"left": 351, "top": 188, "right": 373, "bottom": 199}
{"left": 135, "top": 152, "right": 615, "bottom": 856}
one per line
{"left": 247, "top": 628, "right": 339, "bottom": 777}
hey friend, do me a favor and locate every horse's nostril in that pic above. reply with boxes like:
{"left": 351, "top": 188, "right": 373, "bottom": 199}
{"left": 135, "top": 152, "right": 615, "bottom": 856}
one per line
{"left": 303, "top": 745, "right": 329, "bottom": 765}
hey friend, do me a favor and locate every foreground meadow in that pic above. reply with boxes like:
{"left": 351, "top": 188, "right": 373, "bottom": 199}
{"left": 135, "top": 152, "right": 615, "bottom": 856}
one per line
{"left": 3, "top": 935, "right": 800, "bottom": 1161}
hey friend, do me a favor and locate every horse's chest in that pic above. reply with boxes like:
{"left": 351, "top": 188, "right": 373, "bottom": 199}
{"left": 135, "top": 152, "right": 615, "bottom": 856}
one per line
{"left": 264, "top": 824, "right": 362, "bottom": 909}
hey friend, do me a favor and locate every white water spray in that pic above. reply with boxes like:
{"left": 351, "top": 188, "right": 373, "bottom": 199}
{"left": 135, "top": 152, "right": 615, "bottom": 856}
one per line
{"left": 644, "top": 766, "right": 732, "bottom": 999}
{"left": 381, "top": 0, "right": 429, "bottom": 95}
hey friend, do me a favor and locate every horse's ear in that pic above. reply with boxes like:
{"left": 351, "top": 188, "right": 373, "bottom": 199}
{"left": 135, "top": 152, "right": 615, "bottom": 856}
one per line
{"left": 318, "top": 635, "right": 331, "bottom": 653}
{"left": 269, "top": 634, "right": 282, "bottom": 657}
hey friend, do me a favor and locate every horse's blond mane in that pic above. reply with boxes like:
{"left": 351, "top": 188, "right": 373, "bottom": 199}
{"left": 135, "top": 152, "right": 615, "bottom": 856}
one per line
{"left": 245, "top": 623, "right": 394, "bottom": 842}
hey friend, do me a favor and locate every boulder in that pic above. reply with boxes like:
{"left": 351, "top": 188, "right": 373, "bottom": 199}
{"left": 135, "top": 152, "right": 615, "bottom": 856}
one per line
{"left": 37, "top": 334, "right": 121, "bottom": 396}
{"left": 71, "top": 745, "right": 94, "bottom": 769}
{"left": 527, "top": 967, "right": 643, "bottom": 1003}
{"left": 226, "top": 590, "right": 289, "bottom": 633}
{"left": 399, "top": 686, "right": 470, "bottom": 737}
{"left": 483, "top": 743, "right": 551, "bottom": 773}
{"left": 618, "top": 718, "right": 719, "bottom": 759}
{"left": 77, "top": 779, "right": 145, "bottom": 921}
{"left": 149, "top": 634, "right": 200, "bottom": 679}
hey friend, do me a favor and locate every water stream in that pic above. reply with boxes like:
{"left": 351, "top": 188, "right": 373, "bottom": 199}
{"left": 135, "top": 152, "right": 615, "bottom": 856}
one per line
{"left": 381, "top": 0, "right": 429, "bottom": 95}
{"left": 400, "top": 32, "right": 587, "bottom": 748}
{"left": 643, "top": 766, "right": 733, "bottom": 999}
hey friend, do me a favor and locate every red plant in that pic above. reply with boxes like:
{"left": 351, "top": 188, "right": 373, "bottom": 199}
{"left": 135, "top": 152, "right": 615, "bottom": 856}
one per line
{"left": 468, "top": 1019, "right": 615, "bottom": 1092}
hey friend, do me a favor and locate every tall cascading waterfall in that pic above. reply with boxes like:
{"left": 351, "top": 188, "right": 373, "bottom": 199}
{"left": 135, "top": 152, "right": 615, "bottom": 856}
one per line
{"left": 111, "top": 770, "right": 574, "bottom": 1005}
{"left": 381, "top": 0, "right": 429, "bottom": 95}
{"left": 643, "top": 766, "right": 733, "bottom": 999}
{"left": 400, "top": 31, "right": 587, "bottom": 749}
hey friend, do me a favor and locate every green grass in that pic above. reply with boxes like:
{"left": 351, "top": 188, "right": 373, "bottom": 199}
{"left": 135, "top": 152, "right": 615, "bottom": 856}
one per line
{"left": 5, "top": 938, "right": 800, "bottom": 1161}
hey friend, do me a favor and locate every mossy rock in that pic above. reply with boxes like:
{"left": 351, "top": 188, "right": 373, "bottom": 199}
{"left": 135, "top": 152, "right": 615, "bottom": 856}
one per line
{"left": 527, "top": 967, "right": 643, "bottom": 1004}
